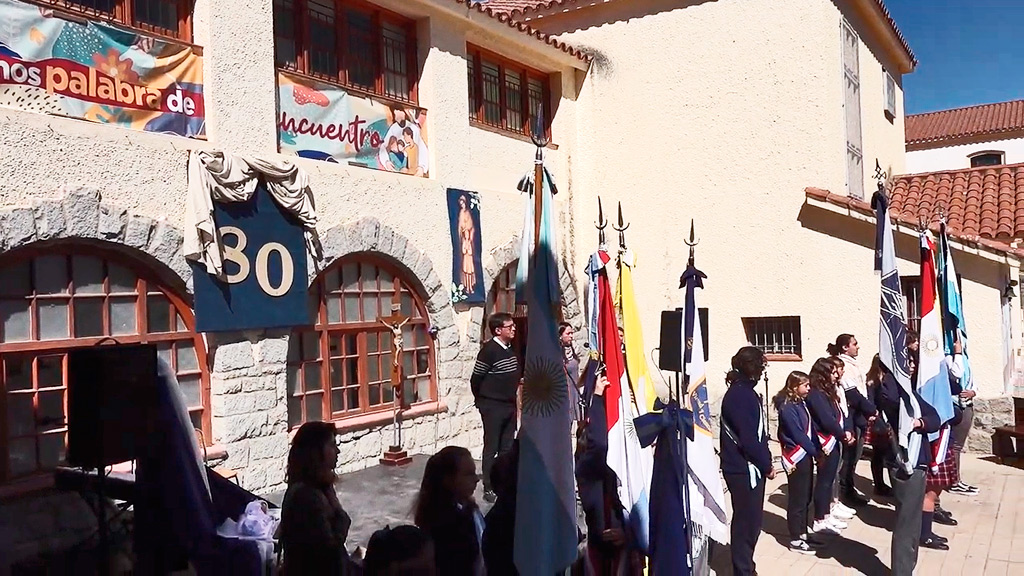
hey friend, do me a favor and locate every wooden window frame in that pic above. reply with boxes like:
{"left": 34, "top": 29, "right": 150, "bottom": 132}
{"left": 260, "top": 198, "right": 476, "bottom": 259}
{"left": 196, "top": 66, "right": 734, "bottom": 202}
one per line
{"left": 288, "top": 254, "right": 437, "bottom": 430}
{"left": 467, "top": 44, "right": 552, "bottom": 141}
{"left": 29, "top": 0, "right": 195, "bottom": 44}
{"left": 274, "top": 0, "right": 419, "bottom": 105}
{"left": 0, "top": 244, "right": 211, "bottom": 492}
{"left": 742, "top": 316, "right": 802, "bottom": 361}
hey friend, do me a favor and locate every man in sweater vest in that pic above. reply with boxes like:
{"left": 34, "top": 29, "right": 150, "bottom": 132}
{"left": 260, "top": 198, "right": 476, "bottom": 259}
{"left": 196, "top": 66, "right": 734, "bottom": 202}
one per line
{"left": 472, "top": 313, "right": 520, "bottom": 503}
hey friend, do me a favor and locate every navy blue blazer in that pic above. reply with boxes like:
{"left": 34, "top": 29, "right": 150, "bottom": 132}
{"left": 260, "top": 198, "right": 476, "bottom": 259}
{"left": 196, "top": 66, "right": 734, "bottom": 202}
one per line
{"left": 776, "top": 399, "right": 818, "bottom": 457}
{"left": 873, "top": 371, "right": 941, "bottom": 471}
{"left": 806, "top": 387, "right": 848, "bottom": 441}
{"left": 720, "top": 377, "right": 772, "bottom": 478}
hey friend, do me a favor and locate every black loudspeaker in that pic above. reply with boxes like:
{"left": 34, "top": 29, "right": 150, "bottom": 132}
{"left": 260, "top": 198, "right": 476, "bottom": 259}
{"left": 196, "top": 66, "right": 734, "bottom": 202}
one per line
{"left": 67, "top": 344, "right": 160, "bottom": 469}
{"left": 659, "top": 310, "right": 683, "bottom": 372}
{"left": 659, "top": 308, "right": 711, "bottom": 372}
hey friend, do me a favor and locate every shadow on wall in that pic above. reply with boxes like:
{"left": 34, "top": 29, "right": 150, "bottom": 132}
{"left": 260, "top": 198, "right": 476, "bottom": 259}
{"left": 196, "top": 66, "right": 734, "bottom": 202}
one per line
{"left": 530, "top": 0, "right": 719, "bottom": 35}
{"left": 797, "top": 202, "right": 1007, "bottom": 291}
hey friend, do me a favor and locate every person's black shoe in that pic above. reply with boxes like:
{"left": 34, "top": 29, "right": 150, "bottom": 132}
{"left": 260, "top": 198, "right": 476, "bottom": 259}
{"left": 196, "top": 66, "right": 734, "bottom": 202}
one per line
{"left": 920, "top": 537, "right": 949, "bottom": 551}
{"left": 933, "top": 512, "right": 958, "bottom": 526}
{"left": 483, "top": 490, "right": 497, "bottom": 503}
{"left": 842, "top": 492, "right": 870, "bottom": 507}
{"left": 928, "top": 533, "right": 948, "bottom": 544}
{"left": 874, "top": 485, "right": 894, "bottom": 497}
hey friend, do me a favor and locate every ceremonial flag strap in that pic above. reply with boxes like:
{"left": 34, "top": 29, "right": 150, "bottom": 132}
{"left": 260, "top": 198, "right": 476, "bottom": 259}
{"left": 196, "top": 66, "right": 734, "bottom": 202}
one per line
{"left": 817, "top": 433, "right": 837, "bottom": 456}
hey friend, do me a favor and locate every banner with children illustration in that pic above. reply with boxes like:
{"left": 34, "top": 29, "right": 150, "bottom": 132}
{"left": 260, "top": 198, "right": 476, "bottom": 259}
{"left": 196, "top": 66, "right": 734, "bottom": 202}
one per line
{"left": 0, "top": 0, "right": 205, "bottom": 138}
{"left": 277, "top": 72, "right": 429, "bottom": 177}
{"left": 447, "top": 189, "right": 484, "bottom": 304}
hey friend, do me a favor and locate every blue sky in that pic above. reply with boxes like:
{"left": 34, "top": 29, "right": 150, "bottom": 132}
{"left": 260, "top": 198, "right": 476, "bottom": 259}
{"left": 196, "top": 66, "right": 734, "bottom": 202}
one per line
{"left": 886, "top": 1, "right": 1024, "bottom": 114}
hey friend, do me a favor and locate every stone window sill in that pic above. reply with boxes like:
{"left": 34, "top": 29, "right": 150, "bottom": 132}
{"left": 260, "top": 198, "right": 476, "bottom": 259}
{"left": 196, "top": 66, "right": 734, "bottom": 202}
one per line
{"left": 332, "top": 401, "right": 448, "bottom": 435}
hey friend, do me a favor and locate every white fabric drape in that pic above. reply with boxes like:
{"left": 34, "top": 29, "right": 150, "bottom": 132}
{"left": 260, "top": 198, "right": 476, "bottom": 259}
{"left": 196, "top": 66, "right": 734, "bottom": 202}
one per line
{"left": 185, "top": 150, "right": 322, "bottom": 277}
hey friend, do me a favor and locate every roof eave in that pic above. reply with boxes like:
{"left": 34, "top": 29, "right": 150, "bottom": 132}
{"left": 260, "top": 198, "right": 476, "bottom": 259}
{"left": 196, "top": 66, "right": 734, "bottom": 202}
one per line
{"left": 442, "top": 0, "right": 591, "bottom": 69}
{"left": 804, "top": 188, "right": 1023, "bottom": 264}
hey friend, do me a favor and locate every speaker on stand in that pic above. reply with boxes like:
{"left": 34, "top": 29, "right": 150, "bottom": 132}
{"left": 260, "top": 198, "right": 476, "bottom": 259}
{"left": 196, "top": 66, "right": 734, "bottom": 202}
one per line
{"left": 67, "top": 342, "right": 159, "bottom": 575}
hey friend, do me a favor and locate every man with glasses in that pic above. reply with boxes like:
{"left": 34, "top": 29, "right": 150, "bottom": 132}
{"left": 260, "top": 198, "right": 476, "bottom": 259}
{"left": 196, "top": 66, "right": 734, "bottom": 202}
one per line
{"left": 472, "top": 313, "right": 520, "bottom": 503}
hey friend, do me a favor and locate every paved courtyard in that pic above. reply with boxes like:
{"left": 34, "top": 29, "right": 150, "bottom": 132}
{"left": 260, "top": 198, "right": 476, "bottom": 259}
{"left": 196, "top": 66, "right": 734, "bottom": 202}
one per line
{"left": 269, "top": 452, "right": 1024, "bottom": 574}
{"left": 746, "top": 453, "right": 1024, "bottom": 575}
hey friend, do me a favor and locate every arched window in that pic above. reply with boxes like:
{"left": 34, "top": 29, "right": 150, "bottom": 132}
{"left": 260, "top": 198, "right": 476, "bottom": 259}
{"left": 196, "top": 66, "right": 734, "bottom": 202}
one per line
{"left": 969, "top": 151, "right": 1005, "bottom": 168}
{"left": 0, "top": 244, "right": 209, "bottom": 485}
{"left": 288, "top": 255, "right": 436, "bottom": 428}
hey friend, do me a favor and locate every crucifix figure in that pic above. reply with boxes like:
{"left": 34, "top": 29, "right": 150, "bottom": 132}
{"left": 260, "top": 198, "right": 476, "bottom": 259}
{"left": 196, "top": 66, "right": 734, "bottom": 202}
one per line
{"left": 378, "top": 305, "right": 411, "bottom": 455}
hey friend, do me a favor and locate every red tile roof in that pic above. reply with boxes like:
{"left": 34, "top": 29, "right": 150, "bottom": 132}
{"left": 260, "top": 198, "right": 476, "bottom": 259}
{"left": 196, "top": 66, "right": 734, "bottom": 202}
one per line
{"left": 478, "top": 0, "right": 915, "bottom": 67}
{"left": 805, "top": 165, "right": 1024, "bottom": 257}
{"left": 905, "top": 100, "right": 1024, "bottom": 147}
{"left": 452, "top": 0, "right": 591, "bottom": 62}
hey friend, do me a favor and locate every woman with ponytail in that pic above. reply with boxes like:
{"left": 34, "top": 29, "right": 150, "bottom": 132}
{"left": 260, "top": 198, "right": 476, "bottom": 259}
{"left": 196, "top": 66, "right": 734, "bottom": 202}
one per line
{"left": 720, "top": 346, "right": 774, "bottom": 576}
{"left": 827, "top": 335, "right": 877, "bottom": 507}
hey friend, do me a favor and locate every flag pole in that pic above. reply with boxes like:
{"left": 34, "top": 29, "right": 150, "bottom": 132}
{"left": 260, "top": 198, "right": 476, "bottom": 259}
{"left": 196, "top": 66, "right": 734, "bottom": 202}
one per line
{"left": 531, "top": 112, "right": 548, "bottom": 250}
{"left": 682, "top": 220, "right": 699, "bottom": 571}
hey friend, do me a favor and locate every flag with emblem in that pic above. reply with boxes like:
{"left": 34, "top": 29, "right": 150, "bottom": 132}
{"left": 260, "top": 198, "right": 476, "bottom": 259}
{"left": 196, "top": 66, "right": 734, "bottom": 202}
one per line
{"left": 917, "top": 230, "right": 955, "bottom": 466}
{"left": 595, "top": 249, "right": 652, "bottom": 553}
{"left": 617, "top": 249, "right": 657, "bottom": 414}
{"left": 872, "top": 190, "right": 921, "bottom": 474}
{"left": 513, "top": 148, "right": 577, "bottom": 575}
{"left": 680, "top": 254, "right": 729, "bottom": 550}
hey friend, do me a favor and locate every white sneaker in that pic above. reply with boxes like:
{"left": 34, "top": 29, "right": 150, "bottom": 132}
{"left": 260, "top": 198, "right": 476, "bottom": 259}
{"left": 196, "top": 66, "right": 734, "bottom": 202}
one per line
{"left": 827, "top": 515, "right": 849, "bottom": 530}
{"left": 812, "top": 519, "right": 841, "bottom": 535}
{"left": 831, "top": 505, "right": 855, "bottom": 520}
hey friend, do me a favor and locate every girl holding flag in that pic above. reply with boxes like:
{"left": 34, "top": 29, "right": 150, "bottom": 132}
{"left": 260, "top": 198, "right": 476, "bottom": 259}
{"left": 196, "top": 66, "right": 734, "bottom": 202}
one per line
{"left": 773, "top": 371, "right": 826, "bottom": 555}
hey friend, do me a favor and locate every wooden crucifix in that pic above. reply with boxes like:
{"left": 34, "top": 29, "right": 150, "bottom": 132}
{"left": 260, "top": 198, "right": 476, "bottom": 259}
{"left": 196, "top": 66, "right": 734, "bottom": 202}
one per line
{"left": 378, "top": 304, "right": 412, "bottom": 466}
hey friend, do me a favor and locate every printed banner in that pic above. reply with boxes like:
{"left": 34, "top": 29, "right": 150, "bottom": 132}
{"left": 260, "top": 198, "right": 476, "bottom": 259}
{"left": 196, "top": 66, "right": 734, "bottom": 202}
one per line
{"left": 0, "top": 0, "right": 205, "bottom": 138}
{"left": 190, "top": 184, "right": 310, "bottom": 332}
{"left": 446, "top": 189, "right": 484, "bottom": 304}
{"left": 277, "top": 72, "right": 429, "bottom": 177}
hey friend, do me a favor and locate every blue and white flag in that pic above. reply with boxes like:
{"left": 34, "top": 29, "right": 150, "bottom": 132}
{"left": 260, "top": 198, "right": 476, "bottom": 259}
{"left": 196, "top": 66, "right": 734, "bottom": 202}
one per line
{"left": 918, "top": 231, "right": 955, "bottom": 466}
{"left": 872, "top": 191, "right": 921, "bottom": 475}
{"left": 680, "top": 262, "right": 729, "bottom": 550}
{"left": 938, "top": 223, "right": 973, "bottom": 393}
{"left": 513, "top": 154, "right": 577, "bottom": 575}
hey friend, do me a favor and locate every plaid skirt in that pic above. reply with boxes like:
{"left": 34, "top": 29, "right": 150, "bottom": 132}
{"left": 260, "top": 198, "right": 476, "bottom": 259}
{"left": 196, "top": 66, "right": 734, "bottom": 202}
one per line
{"left": 926, "top": 445, "right": 959, "bottom": 491}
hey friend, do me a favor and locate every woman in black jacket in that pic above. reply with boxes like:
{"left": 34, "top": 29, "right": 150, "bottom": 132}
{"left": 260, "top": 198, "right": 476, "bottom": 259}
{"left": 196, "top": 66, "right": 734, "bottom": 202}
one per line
{"left": 806, "top": 358, "right": 854, "bottom": 535}
{"left": 280, "top": 421, "right": 355, "bottom": 575}
{"left": 413, "top": 446, "right": 484, "bottom": 576}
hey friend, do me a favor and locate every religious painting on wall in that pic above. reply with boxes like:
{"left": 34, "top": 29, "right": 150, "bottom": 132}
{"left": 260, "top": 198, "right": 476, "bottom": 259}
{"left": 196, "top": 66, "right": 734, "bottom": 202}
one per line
{"left": 447, "top": 189, "right": 485, "bottom": 304}
{"left": 277, "top": 72, "right": 429, "bottom": 177}
{"left": 0, "top": 0, "right": 205, "bottom": 138}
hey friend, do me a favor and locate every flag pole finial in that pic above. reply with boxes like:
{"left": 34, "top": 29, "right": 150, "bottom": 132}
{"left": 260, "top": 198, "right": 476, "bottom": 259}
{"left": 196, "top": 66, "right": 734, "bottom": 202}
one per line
{"left": 873, "top": 159, "right": 889, "bottom": 196}
{"left": 596, "top": 197, "right": 608, "bottom": 248}
{"left": 685, "top": 219, "right": 699, "bottom": 266}
{"left": 613, "top": 201, "right": 629, "bottom": 251}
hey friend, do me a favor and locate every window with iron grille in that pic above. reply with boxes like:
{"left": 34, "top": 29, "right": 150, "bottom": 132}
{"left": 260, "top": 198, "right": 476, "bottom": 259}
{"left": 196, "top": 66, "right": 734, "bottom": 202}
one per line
{"left": 273, "top": 0, "right": 419, "bottom": 104}
{"left": 467, "top": 45, "right": 551, "bottom": 139}
{"left": 0, "top": 244, "right": 210, "bottom": 487}
{"left": 31, "top": 0, "right": 194, "bottom": 41}
{"left": 742, "top": 316, "right": 802, "bottom": 360}
{"left": 287, "top": 255, "right": 435, "bottom": 428}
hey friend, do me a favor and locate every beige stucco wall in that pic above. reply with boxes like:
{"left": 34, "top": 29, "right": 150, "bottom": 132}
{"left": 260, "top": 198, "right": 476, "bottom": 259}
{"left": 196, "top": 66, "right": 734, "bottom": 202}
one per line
{"left": 0, "top": 0, "right": 582, "bottom": 509}
{"left": 527, "top": 0, "right": 1013, "bottom": 405}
